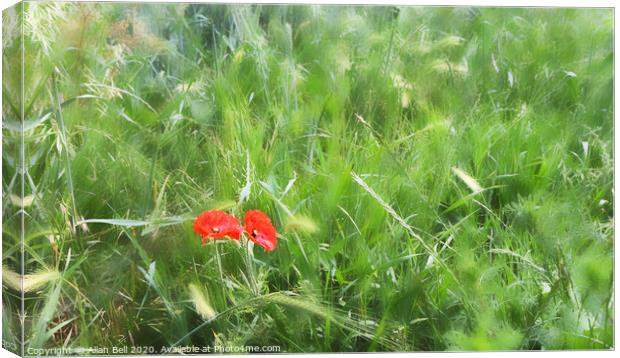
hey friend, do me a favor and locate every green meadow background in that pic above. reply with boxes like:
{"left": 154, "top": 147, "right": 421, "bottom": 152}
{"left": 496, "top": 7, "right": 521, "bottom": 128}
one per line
{"left": 2, "top": 2, "right": 613, "bottom": 353}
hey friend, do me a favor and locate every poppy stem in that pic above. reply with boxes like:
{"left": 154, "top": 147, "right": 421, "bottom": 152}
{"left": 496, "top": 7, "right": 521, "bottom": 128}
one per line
{"left": 243, "top": 235, "right": 259, "bottom": 295}
{"left": 214, "top": 242, "right": 224, "bottom": 283}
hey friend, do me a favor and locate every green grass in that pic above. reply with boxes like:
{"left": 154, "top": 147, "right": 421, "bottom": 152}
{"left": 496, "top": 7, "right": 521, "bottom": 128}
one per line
{"left": 2, "top": 2, "right": 613, "bottom": 353}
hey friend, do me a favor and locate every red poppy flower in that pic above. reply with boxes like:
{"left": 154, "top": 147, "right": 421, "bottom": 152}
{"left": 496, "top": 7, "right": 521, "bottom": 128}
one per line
{"left": 244, "top": 210, "right": 277, "bottom": 252}
{"left": 193, "top": 210, "right": 242, "bottom": 244}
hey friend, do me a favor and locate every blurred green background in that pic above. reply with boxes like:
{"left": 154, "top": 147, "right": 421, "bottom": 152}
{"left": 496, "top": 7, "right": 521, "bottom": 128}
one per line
{"left": 2, "top": 2, "right": 613, "bottom": 353}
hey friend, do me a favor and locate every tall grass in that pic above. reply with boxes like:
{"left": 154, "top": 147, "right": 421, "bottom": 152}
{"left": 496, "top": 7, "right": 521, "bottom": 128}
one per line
{"left": 2, "top": 3, "right": 613, "bottom": 352}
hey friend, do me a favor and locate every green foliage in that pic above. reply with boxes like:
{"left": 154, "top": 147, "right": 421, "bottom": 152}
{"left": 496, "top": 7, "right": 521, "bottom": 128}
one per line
{"left": 2, "top": 3, "right": 613, "bottom": 352}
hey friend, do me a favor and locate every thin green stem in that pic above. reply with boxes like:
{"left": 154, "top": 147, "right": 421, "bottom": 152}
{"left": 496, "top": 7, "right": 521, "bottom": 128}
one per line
{"left": 242, "top": 235, "right": 259, "bottom": 295}
{"left": 213, "top": 241, "right": 227, "bottom": 299}
{"left": 51, "top": 71, "right": 79, "bottom": 231}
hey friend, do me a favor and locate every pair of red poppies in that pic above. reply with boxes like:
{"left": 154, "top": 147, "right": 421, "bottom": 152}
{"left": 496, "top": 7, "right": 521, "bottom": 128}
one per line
{"left": 193, "top": 209, "right": 277, "bottom": 252}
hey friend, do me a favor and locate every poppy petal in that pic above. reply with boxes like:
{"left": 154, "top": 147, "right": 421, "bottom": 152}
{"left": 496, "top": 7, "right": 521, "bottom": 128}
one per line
{"left": 244, "top": 210, "right": 277, "bottom": 252}
{"left": 251, "top": 231, "right": 277, "bottom": 252}
{"left": 194, "top": 210, "right": 242, "bottom": 240}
